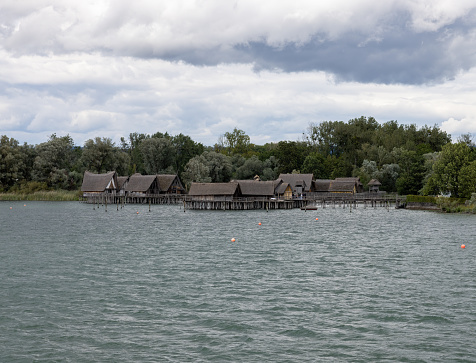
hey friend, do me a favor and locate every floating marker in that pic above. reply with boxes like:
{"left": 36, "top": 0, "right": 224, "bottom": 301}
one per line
{"left": 316, "top": 218, "right": 319, "bottom": 221}
{"left": 258, "top": 222, "right": 261, "bottom": 226}
{"left": 231, "top": 238, "right": 236, "bottom": 242}
{"left": 10, "top": 207, "right": 12, "bottom": 210}
{"left": 136, "top": 211, "right": 139, "bottom": 214}
{"left": 461, "top": 244, "right": 466, "bottom": 249}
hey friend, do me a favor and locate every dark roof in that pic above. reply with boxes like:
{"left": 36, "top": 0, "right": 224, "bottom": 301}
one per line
{"left": 368, "top": 179, "right": 381, "bottom": 186}
{"left": 81, "top": 171, "right": 117, "bottom": 192}
{"left": 235, "top": 180, "right": 275, "bottom": 196}
{"left": 329, "top": 181, "right": 356, "bottom": 192}
{"left": 314, "top": 179, "right": 332, "bottom": 192}
{"left": 188, "top": 182, "right": 240, "bottom": 196}
{"left": 157, "top": 174, "right": 182, "bottom": 191}
{"left": 117, "top": 176, "right": 129, "bottom": 190}
{"left": 275, "top": 182, "right": 291, "bottom": 195}
{"left": 335, "top": 177, "right": 363, "bottom": 187}
{"left": 124, "top": 173, "right": 157, "bottom": 192}
{"left": 278, "top": 173, "right": 313, "bottom": 192}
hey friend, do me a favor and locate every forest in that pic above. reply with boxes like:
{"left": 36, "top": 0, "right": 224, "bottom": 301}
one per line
{"left": 1, "top": 116, "right": 475, "bottom": 198}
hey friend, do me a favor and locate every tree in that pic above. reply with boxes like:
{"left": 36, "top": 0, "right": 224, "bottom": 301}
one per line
{"left": 261, "top": 156, "right": 279, "bottom": 180}
{"left": 301, "top": 152, "right": 327, "bottom": 179}
{"left": 181, "top": 156, "right": 211, "bottom": 189}
{"left": 33, "top": 134, "right": 78, "bottom": 188}
{"left": 459, "top": 161, "right": 476, "bottom": 198}
{"left": 222, "top": 128, "right": 251, "bottom": 155}
{"left": 235, "top": 155, "right": 263, "bottom": 180}
{"left": 395, "top": 149, "right": 425, "bottom": 195}
{"left": 0, "top": 136, "right": 26, "bottom": 190}
{"left": 429, "top": 142, "right": 474, "bottom": 197}
{"left": 140, "top": 137, "right": 175, "bottom": 174}
{"left": 171, "top": 133, "right": 205, "bottom": 176}
{"left": 274, "top": 141, "right": 309, "bottom": 174}
{"left": 81, "top": 137, "right": 130, "bottom": 176}
{"left": 199, "top": 151, "right": 233, "bottom": 182}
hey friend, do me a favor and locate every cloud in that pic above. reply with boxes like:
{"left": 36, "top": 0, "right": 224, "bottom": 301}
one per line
{"left": 2, "top": 1, "right": 476, "bottom": 84}
{"left": 441, "top": 117, "right": 476, "bottom": 136}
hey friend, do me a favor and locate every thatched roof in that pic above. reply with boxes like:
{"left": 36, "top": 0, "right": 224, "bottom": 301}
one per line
{"left": 235, "top": 180, "right": 275, "bottom": 197}
{"left": 314, "top": 179, "right": 332, "bottom": 192}
{"left": 117, "top": 176, "right": 129, "bottom": 190}
{"left": 329, "top": 180, "right": 356, "bottom": 193}
{"left": 124, "top": 173, "right": 157, "bottom": 192}
{"left": 157, "top": 174, "right": 183, "bottom": 192}
{"left": 278, "top": 173, "right": 313, "bottom": 192}
{"left": 81, "top": 171, "right": 117, "bottom": 192}
{"left": 275, "top": 182, "right": 291, "bottom": 195}
{"left": 368, "top": 179, "right": 381, "bottom": 186}
{"left": 188, "top": 182, "right": 241, "bottom": 196}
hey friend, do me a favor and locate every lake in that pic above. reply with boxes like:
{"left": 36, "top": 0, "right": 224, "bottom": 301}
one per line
{"left": 1, "top": 201, "right": 475, "bottom": 362}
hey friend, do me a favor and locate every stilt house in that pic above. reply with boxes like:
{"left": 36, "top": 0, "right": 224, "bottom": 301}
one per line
{"left": 124, "top": 173, "right": 160, "bottom": 196}
{"left": 188, "top": 182, "right": 242, "bottom": 201}
{"left": 157, "top": 174, "right": 185, "bottom": 194}
{"left": 81, "top": 171, "right": 118, "bottom": 197}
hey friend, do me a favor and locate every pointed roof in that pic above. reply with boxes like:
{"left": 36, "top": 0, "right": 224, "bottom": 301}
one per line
{"left": 157, "top": 174, "right": 183, "bottom": 192}
{"left": 314, "top": 179, "right": 333, "bottom": 192}
{"left": 275, "top": 182, "right": 291, "bottom": 195}
{"left": 234, "top": 180, "right": 275, "bottom": 197}
{"left": 81, "top": 171, "right": 117, "bottom": 192}
{"left": 278, "top": 173, "right": 314, "bottom": 192}
{"left": 368, "top": 179, "right": 382, "bottom": 186}
{"left": 188, "top": 182, "right": 241, "bottom": 196}
{"left": 124, "top": 173, "right": 157, "bottom": 192}
{"left": 117, "top": 176, "right": 129, "bottom": 190}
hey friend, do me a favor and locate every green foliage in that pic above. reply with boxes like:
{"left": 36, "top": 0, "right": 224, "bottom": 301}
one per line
{"left": 140, "top": 137, "right": 175, "bottom": 174}
{"left": 406, "top": 195, "right": 436, "bottom": 204}
{"left": 221, "top": 128, "right": 251, "bottom": 155}
{"left": 429, "top": 142, "right": 475, "bottom": 198}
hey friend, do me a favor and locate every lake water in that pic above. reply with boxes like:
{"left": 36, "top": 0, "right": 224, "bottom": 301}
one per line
{"left": 1, "top": 201, "right": 475, "bottom": 362}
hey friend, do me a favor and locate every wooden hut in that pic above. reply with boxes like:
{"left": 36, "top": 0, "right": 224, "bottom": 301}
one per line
{"left": 188, "top": 182, "right": 241, "bottom": 201}
{"left": 274, "top": 181, "right": 293, "bottom": 200}
{"left": 278, "top": 173, "right": 314, "bottom": 196}
{"left": 329, "top": 177, "right": 363, "bottom": 194}
{"left": 157, "top": 174, "right": 185, "bottom": 194}
{"left": 368, "top": 179, "right": 382, "bottom": 193}
{"left": 235, "top": 180, "right": 276, "bottom": 199}
{"left": 314, "top": 179, "right": 332, "bottom": 193}
{"left": 81, "top": 171, "right": 118, "bottom": 197}
{"left": 116, "top": 176, "right": 129, "bottom": 196}
{"left": 124, "top": 173, "right": 159, "bottom": 197}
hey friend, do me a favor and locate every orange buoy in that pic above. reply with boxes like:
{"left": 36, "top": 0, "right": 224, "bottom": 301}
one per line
{"left": 231, "top": 238, "right": 236, "bottom": 242}
{"left": 136, "top": 211, "right": 139, "bottom": 214}
{"left": 316, "top": 218, "right": 319, "bottom": 221}
{"left": 461, "top": 244, "right": 466, "bottom": 249}
{"left": 10, "top": 207, "right": 12, "bottom": 209}
{"left": 258, "top": 222, "right": 261, "bottom": 226}
{"left": 23, "top": 204, "right": 26, "bottom": 207}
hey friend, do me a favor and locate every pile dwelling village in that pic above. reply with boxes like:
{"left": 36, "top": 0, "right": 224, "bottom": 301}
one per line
{"left": 81, "top": 171, "right": 402, "bottom": 210}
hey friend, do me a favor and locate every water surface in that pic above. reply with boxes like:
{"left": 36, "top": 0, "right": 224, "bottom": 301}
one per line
{"left": 1, "top": 202, "right": 475, "bottom": 362}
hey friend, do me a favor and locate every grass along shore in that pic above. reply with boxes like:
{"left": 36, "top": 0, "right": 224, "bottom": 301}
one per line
{"left": 0, "top": 190, "right": 81, "bottom": 201}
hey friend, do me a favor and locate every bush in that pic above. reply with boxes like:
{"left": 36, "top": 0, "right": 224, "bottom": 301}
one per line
{"left": 406, "top": 195, "right": 436, "bottom": 204}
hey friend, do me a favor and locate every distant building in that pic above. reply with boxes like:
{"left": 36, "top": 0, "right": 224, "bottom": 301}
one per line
{"left": 81, "top": 171, "right": 118, "bottom": 197}
{"left": 278, "top": 173, "right": 314, "bottom": 195}
{"left": 188, "top": 182, "right": 242, "bottom": 201}
{"left": 368, "top": 179, "right": 382, "bottom": 193}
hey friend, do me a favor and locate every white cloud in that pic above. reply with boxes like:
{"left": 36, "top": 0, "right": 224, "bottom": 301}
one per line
{"left": 441, "top": 117, "right": 476, "bottom": 136}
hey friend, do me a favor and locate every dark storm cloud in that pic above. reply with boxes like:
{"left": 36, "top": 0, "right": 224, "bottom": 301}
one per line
{"left": 155, "top": 11, "right": 476, "bottom": 85}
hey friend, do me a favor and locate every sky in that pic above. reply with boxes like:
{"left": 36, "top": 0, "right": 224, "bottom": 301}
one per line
{"left": 1, "top": 0, "right": 476, "bottom": 147}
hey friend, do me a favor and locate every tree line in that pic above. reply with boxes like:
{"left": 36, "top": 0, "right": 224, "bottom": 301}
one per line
{"left": 1, "top": 116, "right": 475, "bottom": 198}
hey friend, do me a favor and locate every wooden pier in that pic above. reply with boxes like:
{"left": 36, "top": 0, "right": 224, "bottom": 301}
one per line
{"left": 81, "top": 192, "right": 406, "bottom": 211}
